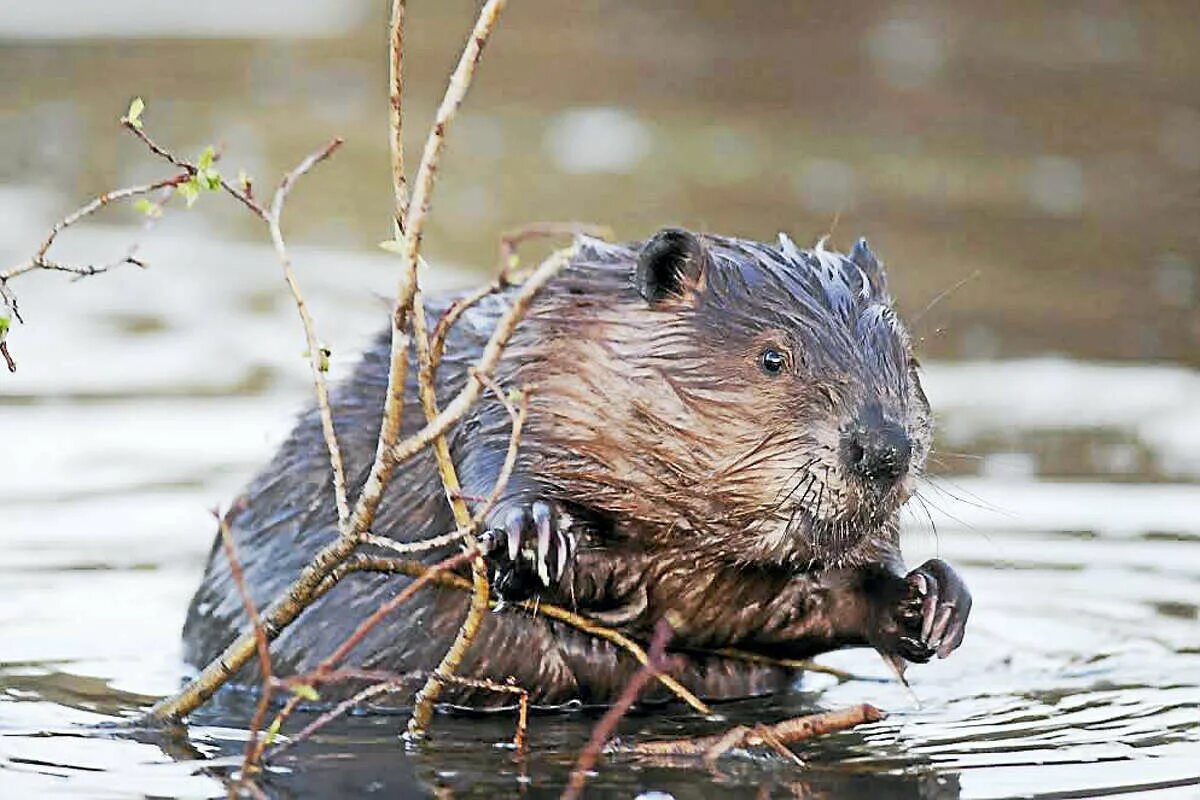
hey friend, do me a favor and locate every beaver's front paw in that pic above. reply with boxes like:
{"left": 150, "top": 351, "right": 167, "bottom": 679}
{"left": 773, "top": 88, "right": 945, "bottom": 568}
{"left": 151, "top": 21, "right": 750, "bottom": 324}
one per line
{"left": 479, "top": 500, "right": 576, "bottom": 601}
{"left": 872, "top": 559, "right": 972, "bottom": 663}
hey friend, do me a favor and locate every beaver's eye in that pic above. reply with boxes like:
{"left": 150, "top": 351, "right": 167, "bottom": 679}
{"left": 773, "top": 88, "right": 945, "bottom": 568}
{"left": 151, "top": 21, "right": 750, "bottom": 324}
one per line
{"left": 759, "top": 348, "right": 787, "bottom": 376}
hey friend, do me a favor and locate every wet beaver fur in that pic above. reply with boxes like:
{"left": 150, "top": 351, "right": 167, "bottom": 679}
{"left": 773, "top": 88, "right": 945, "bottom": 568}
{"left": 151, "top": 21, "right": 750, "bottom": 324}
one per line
{"left": 183, "top": 228, "right": 971, "bottom": 708}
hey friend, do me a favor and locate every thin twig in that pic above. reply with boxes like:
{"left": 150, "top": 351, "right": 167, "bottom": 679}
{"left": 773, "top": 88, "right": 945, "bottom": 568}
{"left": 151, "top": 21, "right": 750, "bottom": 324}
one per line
{"left": 497, "top": 221, "right": 614, "bottom": 275}
{"left": 390, "top": 246, "right": 570, "bottom": 468}
{"left": 316, "top": 554, "right": 711, "bottom": 715}
{"left": 0, "top": 173, "right": 188, "bottom": 288}
{"left": 391, "top": 0, "right": 508, "bottom": 739}
{"left": 214, "top": 513, "right": 274, "bottom": 781}
{"left": 708, "top": 648, "right": 871, "bottom": 683}
{"left": 270, "top": 680, "right": 410, "bottom": 758}
{"left": 561, "top": 617, "right": 676, "bottom": 800}
{"left": 265, "top": 137, "right": 351, "bottom": 528}
{"left": 0, "top": 118, "right": 239, "bottom": 373}
{"left": 272, "top": 668, "right": 404, "bottom": 690}
{"left": 388, "top": 0, "right": 409, "bottom": 234}
{"left": 746, "top": 723, "right": 806, "bottom": 769}
{"left": 332, "top": 550, "right": 477, "bottom": 670}
{"left": 444, "top": 674, "right": 529, "bottom": 752}
{"left": 257, "top": 548, "right": 480, "bottom": 746}
{"left": 397, "top": 0, "right": 508, "bottom": 331}
{"left": 268, "top": 672, "right": 526, "bottom": 759}
{"left": 429, "top": 281, "right": 500, "bottom": 369}
{"left": 430, "top": 221, "right": 611, "bottom": 368}
{"left": 121, "top": 121, "right": 266, "bottom": 219}
{"left": 468, "top": 374, "right": 528, "bottom": 531}
{"left": 142, "top": 249, "right": 564, "bottom": 726}
{"left": 360, "top": 530, "right": 467, "bottom": 556}
{"left": 628, "top": 704, "right": 886, "bottom": 761}
{"left": 355, "top": 0, "right": 509, "bottom": 556}
{"left": 348, "top": 0, "right": 524, "bottom": 552}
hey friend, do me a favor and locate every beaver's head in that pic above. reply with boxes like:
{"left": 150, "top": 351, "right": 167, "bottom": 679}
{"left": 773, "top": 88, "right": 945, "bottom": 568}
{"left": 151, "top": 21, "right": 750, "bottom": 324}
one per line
{"left": 532, "top": 228, "right": 932, "bottom": 567}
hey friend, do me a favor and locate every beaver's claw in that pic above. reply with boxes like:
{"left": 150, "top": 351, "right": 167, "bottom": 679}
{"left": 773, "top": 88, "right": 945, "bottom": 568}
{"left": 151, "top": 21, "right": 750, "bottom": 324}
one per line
{"left": 479, "top": 500, "right": 576, "bottom": 601}
{"left": 895, "top": 559, "right": 972, "bottom": 662}
{"left": 868, "top": 558, "right": 971, "bottom": 665}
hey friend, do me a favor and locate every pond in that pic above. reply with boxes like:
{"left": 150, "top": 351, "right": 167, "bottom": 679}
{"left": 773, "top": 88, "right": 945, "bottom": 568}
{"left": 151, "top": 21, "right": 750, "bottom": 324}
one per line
{"left": 1, "top": 2, "right": 1198, "bottom": 798}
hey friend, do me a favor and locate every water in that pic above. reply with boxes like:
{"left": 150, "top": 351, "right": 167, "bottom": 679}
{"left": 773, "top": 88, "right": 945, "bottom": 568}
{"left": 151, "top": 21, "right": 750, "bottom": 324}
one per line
{"left": 2, "top": 2, "right": 1199, "bottom": 797}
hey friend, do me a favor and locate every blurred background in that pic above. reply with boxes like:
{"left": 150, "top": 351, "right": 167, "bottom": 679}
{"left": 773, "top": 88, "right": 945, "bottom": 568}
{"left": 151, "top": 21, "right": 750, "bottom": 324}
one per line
{"left": 1, "top": 2, "right": 1197, "bottom": 798}
{"left": 2, "top": 1, "right": 1198, "bottom": 363}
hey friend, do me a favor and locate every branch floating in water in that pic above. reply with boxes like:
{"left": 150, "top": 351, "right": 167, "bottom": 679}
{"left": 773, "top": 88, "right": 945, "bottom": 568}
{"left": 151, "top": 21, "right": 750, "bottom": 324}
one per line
{"left": 626, "top": 703, "right": 886, "bottom": 768}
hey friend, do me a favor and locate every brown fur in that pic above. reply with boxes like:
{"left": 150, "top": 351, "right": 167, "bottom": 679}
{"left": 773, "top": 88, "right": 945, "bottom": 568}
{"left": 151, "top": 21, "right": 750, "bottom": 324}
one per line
{"left": 182, "top": 230, "right": 968, "bottom": 709}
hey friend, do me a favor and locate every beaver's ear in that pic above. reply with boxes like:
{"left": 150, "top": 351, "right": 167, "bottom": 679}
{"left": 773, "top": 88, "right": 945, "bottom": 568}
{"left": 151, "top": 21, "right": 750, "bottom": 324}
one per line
{"left": 635, "top": 228, "right": 708, "bottom": 305}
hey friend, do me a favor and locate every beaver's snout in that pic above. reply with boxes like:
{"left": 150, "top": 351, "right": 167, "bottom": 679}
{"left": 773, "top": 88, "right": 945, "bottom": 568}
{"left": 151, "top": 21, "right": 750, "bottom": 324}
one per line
{"left": 840, "top": 405, "right": 912, "bottom": 491}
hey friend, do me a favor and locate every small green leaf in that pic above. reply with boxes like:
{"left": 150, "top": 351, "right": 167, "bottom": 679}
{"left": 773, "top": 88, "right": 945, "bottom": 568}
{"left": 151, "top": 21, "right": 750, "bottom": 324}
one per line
{"left": 291, "top": 684, "right": 320, "bottom": 702}
{"left": 125, "top": 97, "right": 145, "bottom": 129}
{"left": 263, "top": 716, "right": 282, "bottom": 747}
{"left": 177, "top": 178, "right": 200, "bottom": 208}
{"left": 201, "top": 169, "right": 221, "bottom": 191}
{"left": 197, "top": 145, "right": 216, "bottom": 171}
{"left": 378, "top": 239, "right": 407, "bottom": 255}
{"left": 0, "top": 315, "right": 10, "bottom": 338}
{"left": 132, "top": 198, "right": 162, "bottom": 218}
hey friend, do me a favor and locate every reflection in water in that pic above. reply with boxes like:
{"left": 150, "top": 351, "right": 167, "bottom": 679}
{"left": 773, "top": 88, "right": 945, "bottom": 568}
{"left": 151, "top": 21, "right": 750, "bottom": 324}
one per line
{"left": 1, "top": 2, "right": 1199, "bottom": 798}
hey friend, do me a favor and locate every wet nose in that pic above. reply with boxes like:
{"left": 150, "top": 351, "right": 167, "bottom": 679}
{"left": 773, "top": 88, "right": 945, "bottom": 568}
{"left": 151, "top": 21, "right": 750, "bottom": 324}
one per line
{"left": 842, "top": 417, "right": 912, "bottom": 488}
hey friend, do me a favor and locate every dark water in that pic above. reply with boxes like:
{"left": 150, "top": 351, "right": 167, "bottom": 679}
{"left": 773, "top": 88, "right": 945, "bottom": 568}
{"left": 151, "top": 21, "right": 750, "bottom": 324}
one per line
{"left": 2, "top": 2, "right": 1198, "bottom": 798}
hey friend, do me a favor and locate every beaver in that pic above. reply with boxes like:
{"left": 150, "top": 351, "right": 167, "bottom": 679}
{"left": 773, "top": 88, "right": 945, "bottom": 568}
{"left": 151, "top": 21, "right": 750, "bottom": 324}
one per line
{"left": 182, "top": 228, "right": 971, "bottom": 708}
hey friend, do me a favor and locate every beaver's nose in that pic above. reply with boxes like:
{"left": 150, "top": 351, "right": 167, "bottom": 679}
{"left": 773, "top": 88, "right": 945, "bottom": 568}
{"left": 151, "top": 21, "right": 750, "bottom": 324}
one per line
{"left": 841, "top": 413, "right": 912, "bottom": 488}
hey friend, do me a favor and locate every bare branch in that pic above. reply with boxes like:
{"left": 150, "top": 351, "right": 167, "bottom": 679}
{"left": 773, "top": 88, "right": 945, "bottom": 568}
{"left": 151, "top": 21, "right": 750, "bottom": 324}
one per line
{"left": 317, "top": 554, "right": 711, "bottom": 715}
{"left": 360, "top": 530, "right": 467, "bottom": 556}
{"left": 497, "top": 221, "right": 614, "bottom": 275}
{"left": 388, "top": 0, "right": 409, "bottom": 233}
{"left": 320, "top": 0, "right": 511, "bottom": 739}
{"left": 390, "top": 246, "right": 570, "bottom": 468}
{"left": 396, "top": 0, "right": 508, "bottom": 329}
{"left": 269, "top": 138, "right": 344, "bottom": 222}
{"left": 252, "top": 547, "right": 479, "bottom": 752}
{"left": 267, "top": 671, "right": 526, "bottom": 759}
{"left": 265, "top": 137, "right": 351, "bottom": 527}
{"left": 1, "top": 174, "right": 187, "bottom": 282}
{"left": 270, "top": 680, "right": 410, "bottom": 757}
{"left": 709, "top": 647, "right": 870, "bottom": 683}
{"left": 351, "top": 0, "right": 509, "bottom": 554}
{"left": 429, "top": 281, "right": 499, "bottom": 369}
{"left": 215, "top": 512, "right": 275, "bottom": 782}
{"left": 562, "top": 617, "right": 676, "bottom": 800}
{"left": 468, "top": 374, "right": 528, "bottom": 532}
{"left": 329, "top": 548, "right": 479, "bottom": 677}
{"left": 627, "top": 704, "right": 886, "bottom": 764}
{"left": 430, "top": 221, "right": 610, "bottom": 368}
{"left": 0, "top": 172, "right": 191, "bottom": 371}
